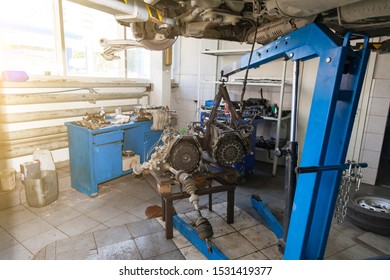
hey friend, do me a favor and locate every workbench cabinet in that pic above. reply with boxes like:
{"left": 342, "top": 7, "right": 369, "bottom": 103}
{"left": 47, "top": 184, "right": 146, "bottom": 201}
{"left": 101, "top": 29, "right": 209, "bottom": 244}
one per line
{"left": 65, "top": 121, "right": 161, "bottom": 196}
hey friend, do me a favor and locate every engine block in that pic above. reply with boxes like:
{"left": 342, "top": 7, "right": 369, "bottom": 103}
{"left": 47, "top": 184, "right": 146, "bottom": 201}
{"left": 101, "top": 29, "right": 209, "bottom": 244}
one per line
{"left": 208, "top": 122, "right": 247, "bottom": 167}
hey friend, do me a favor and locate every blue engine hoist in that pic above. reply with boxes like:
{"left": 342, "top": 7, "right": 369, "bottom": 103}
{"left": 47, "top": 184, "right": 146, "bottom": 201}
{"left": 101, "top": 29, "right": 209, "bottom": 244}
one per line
{"left": 221, "top": 22, "right": 370, "bottom": 260}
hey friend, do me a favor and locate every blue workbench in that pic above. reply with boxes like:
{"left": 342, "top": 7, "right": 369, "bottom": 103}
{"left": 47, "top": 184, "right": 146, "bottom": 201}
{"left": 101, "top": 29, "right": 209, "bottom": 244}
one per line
{"left": 65, "top": 120, "right": 161, "bottom": 196}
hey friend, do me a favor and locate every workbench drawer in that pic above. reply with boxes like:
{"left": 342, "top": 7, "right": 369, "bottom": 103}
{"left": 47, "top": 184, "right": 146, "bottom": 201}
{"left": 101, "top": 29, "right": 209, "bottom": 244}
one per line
{"left": 93, "top": 131, "right": 123, "bottom": 145}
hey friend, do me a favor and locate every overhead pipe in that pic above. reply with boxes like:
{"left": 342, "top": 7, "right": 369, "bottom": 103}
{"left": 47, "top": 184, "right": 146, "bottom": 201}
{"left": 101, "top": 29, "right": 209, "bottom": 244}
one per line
{"left": 67, "top": 0, "right": 174, "bottom": 24}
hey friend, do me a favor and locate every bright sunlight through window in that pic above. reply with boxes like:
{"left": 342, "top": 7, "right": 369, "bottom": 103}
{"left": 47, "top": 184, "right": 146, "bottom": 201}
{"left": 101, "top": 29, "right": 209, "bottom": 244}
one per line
{"left": 0, "top": 0, "right": 150, "bottom": 79}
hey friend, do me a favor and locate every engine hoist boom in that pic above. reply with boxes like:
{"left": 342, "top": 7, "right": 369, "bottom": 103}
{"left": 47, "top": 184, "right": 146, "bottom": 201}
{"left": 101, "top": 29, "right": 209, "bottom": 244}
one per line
{"left": 222, "top": 22, "right": 370, "bottom": 260}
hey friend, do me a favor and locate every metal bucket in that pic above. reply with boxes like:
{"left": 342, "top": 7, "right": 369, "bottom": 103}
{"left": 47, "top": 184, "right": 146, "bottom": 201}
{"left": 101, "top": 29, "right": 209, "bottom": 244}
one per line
{"left": 24, "top": 170, "right": 58, "bottom": 208}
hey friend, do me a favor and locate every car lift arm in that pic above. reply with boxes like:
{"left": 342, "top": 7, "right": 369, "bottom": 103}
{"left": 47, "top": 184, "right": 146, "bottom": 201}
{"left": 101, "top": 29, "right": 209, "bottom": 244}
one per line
{"left": 222, "top": 22, "right": 370, "bottom": 259}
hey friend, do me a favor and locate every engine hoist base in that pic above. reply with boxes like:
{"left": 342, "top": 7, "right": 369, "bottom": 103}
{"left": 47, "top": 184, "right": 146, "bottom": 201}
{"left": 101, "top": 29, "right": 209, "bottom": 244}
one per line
{"left": 172, "top": 215, "right": 228, "bottom": 260}
{"left": 251, "top": 195, "right": 283, "bottom": 239}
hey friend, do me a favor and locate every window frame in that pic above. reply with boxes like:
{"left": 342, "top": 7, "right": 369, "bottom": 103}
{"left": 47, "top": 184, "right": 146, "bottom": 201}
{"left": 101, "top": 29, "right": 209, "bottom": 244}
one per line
{"left": 0, "top": 0, "right": 150, "bottom": 82}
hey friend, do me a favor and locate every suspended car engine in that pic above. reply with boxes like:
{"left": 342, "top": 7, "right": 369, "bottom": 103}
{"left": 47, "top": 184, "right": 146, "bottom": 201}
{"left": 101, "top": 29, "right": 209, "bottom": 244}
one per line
{"left": 200, "top": 83, "right": 254, "bottom": 168}
{"left": 207, "top": 122, "right": 247, "bottom": 167}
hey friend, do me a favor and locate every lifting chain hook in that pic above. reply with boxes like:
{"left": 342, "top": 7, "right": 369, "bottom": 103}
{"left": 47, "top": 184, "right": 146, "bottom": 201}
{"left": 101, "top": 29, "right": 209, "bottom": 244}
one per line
{"left": 335, "top": 160, "right": 364, "bottom": 224}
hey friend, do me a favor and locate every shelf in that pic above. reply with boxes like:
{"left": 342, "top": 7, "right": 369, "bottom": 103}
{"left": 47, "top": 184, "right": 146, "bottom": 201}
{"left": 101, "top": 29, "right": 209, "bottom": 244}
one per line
{"left": 201, "top": 80, "right": 284, "bottom": 87}
{"left": 255, "top": 146, "right": 275, "bottom": 151}
{"left": 1, "top": 81, "right": 151, "bottom": 88}
{"left": 201, "top": 49, "right": 252, "bottom": 56}
{"left": 258, "top": 115, "right": 291, "bottom": 121}
{"left": 200, "top": 110, "right": 291, "bottom": 122}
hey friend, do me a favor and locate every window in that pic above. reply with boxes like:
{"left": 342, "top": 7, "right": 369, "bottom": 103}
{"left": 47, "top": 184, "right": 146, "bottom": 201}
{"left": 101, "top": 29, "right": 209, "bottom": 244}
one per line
{"left": 126, "top": 28, "right": 150, "bottom": 79}
{"left": 62, "top": 0, "right": 125, "bottom": 77}
{"left": 0, "top": 0, "right": 150, "bottom": 79}
{"left": 126, "top": 48, "right": 150, "bottom": 78}
{"left": 0, "top": 0, "right": 57, "bottom": 75}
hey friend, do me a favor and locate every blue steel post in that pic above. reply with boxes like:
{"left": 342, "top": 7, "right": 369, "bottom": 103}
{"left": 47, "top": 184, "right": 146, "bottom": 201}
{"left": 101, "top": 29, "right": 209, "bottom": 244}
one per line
{"left": 222, "top": 23, "right": 370, "bottom": 259}
{"left": 283, "top": 46, "right": 349, "bottom": 259}
{"left": 300, "top": 36, "right": 371, "bottom": 259}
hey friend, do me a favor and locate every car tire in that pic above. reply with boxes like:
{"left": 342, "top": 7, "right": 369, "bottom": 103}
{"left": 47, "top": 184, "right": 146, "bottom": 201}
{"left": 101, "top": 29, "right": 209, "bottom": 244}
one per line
{"left": 346, "top": 192, "right": 390, "bottom": 236}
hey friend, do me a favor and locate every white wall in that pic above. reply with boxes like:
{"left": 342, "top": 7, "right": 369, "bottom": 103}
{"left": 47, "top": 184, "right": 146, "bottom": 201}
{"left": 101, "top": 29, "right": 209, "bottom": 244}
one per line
{"left": 296, "top": 59, "right": 318, "bottom": 163}
{"left": 358, "top": 50, "right": 390, "bottom": 184}
{"left": 171, "top": 38, "right": 218, "bottom": 130}
{"left": 150, "top": 51, "right": 171, "bottom": 107}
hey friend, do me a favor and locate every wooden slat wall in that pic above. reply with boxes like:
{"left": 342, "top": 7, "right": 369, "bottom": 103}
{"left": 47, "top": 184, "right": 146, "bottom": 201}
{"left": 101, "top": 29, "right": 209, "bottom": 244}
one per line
{"left": 0, "top": 126, "right": 67, "bottom": 141}
{"left": 0, "top": 92, "right": 145, "bottom": 105}
{"left": 0, "top": 81, "right": 151, "bottom": 161}
{"left": 0, "top": 105, "right": 140, "bottom": 123}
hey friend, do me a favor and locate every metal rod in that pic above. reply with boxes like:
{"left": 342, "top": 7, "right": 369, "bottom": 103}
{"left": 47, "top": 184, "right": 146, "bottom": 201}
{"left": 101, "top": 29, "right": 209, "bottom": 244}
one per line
{"left": 282, "top": 59, "right": 300, "bottom": 251}
{"left": 165, "top": 198, "right": 174, "bottom": 239}
{"left": 296, "top": 162, "right": 368, "bottom": 174}
{"left": 227, "top": 189, "right": 235, "bottom": 224}
{"left": 290, "top": 60, "right": 300, "bottom": 142}
{"left": 273, "top": 60, "right": 288, "bottom": 176}
{"left": 168, "top": 166, "right": 178, "bottom": 175}
{"left": 67, "top": 0, "right": 138, "bottom": 17}
{"left": 196, "top": 41, "right": 202, "bottom": 123}
{"left": 53, "top": 0, "right": 67, "bottom": 76}
{"left": 283, "top": 140, "right": 298, "bottom": 248}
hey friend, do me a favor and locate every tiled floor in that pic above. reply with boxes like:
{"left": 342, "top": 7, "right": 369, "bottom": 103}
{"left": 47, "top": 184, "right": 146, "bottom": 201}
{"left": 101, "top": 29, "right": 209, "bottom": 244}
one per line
{"left": 0, "top": 161, "right": 389, "bottom": 260}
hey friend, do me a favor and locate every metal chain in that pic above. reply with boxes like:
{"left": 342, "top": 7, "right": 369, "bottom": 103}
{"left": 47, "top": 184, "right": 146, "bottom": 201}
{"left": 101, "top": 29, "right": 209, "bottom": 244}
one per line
{"left": 335, "top": 169, "right": 351, "bottom": 224}
{"left": 354, "top": 164, "right": 363, "bottom": 192}
{"left": 335, "top": 161, "right": 363, "bottom": 224}
{"left": 335, "top": 178, "right": 344, "bottom": 222}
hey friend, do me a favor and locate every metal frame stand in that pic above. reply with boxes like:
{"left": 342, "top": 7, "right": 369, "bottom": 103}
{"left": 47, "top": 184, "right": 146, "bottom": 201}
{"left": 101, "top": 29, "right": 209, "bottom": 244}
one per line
{"left": 145, "top": 169, "right": 236, "bottom": 260}
{"left": 222, "top": 23, "right": 370, "bottom": 259}
{"left": 161, "top": 184, "right": 235, "bottom": 239}
{"left": 162, "top": 184, "right": 234, "bottom": 260}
